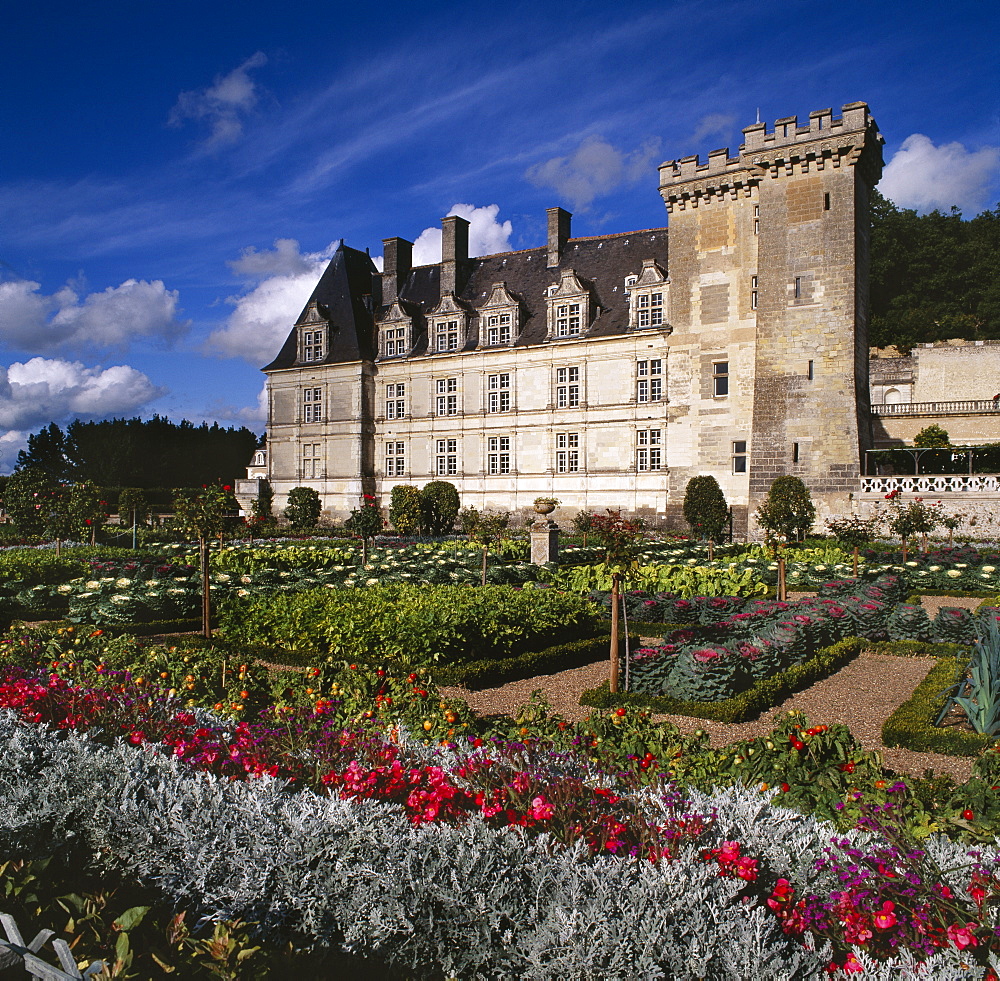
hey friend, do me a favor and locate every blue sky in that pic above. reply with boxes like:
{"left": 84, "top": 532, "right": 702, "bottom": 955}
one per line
{"left": 2, "top": 0, "right": 998, "bottom": 473}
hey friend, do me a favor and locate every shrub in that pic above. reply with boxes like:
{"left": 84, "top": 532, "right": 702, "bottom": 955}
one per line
{"left": 284, "top": 486, "right": 322, "bottom": 530}
{"left": 389, "top": 484, "right": 422, "bottom": 534}
{"left": 420, "top": 481, "right": 460, "bottom": 536}
{"left": 682, "top": 475, "right": 729, "bottom": 542}
{"left": 118, "top": 487, "right": 150, "bottom": 527}
{"left": 755, "top": 476, "right": 815, "bottom": 542}
{"left": 914, "top": 423, "right": 950, "bottom": 448}
{"left": 4, "top": 468, "right": 52, "bottom": 536}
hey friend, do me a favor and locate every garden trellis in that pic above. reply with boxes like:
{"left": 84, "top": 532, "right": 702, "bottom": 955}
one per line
{"left": 0, "top": 913, "right": 104, "bottom": 980}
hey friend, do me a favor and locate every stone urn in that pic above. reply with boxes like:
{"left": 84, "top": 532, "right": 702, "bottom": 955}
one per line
{"left": 533, "top": 500, "right": 557, "bottom": 515}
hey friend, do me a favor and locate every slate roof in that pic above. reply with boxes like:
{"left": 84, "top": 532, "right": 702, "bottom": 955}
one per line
{"left": 263, "top": 227, "right": 670, "bottom": 370}
{"left": 262, "top": 242, "right": 380, "bottom": 370}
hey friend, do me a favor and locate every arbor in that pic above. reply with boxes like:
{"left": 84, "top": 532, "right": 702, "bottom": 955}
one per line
{"left": 389, "top": 485, "right": 423, "bottom": 534}
{"left": 682, "top": 476, "right": 729, "bottom": 543}
{"left": 420, "top": 481, "right": 460, "bottom": 536}
{"left": 755, "top": 476, "right": 816, "bottom": 542}
{"left": 284, "top": 487, "right": 322, "bottom": 531}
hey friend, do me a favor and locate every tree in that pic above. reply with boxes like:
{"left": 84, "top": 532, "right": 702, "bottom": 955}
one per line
{"left": 284, "top": 486, "right": 322, "bottom": 531}
{"left": 682, "top": 475, "right": 729, "bottom": 544}
{"left": 571, "top": 510, "right": 593, "bottom": 546}
{"left": 465, "top": 508, "right": 510, "bottom": 586}
{"left": 420, "top": 481, "right": 460, "bottom": 536}
{"left": 389, "top": 485, "right": 423, "bottom": 534}
{"left": 3, "top": 468, "right": 52, "bottom": 537}
{"left": 118, "top": 487, "right": 150, "bottom": 527}
{"left": 173, "top": 483, "right": 237, "bottom": 637}
{"left": 346, "top": 494, "right": 384, "bottom": 563}
{"left": 68, "top": 480, "right": 108, "bottom": 545}
{"left": 884, "top": 491, "right": 939, "bottom": 560}
{"left": 755, "top": 476, "right": 816, "bottom": 543}
{"left": 825, "top": 513, "right": 880, "bottom": 575}
{"left": 15, "top": 423, "right": 70, "bottom": 481}
{"left": 250, "top": 480, "right": 274, "bottom": 524}
{"left": 914, "top": 424, "right": 951, "bottom": 448}
{"left": 588, "top": 508, "right": 646, "bottom": 694}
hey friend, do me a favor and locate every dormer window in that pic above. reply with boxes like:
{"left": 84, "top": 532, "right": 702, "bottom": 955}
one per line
{"left": 546, "top": 270, "right": 590, "bottom": 341}
{"left": 427, "top": 293, "right": 470, "bottom": 355}
{"left": 479, "top": 282, "right": 521, "bottom": 348}
{"left": 377, "top": 301, "right": 413, "bottom": 360}
{"left": 627, "top": 258, "right": 670, "bottom": 331}
{"left": 296, "top": 300, "right": 331, "bottom": 363}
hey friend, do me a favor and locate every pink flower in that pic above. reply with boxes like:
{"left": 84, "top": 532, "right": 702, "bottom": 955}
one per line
{"left": 946, "top": 923, "right": 978, "bottom": 950}
{"left": 873, "top": 900, "right": 896, "bottom": 930}
{"left": 529, "top": 795, "right": 554, "bottom": 820}
{"left": 842, "top": 952, "right": 864, "bottom": 974}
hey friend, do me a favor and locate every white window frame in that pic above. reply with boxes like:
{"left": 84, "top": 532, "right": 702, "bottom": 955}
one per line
{"left": 303, "top": 388, "right": 323, "bottom": 423}
{"left": 300, "top": 329, "right": 325, "bottom": 363}
{"left": 487, "top": 373, "right": 511, "bottom": 413}
{"left": 487, "top": 436, "right": 511, "bottom": 475}
{"left": 555, "top": 432, "right": 580, "bottom": 473}
{"left": 383, "top": 326, "right": 408, "bottom": 358}
{"left": 635, "top": 290, "right": 664, "bottom": 328}
{"left": 636, "top": 429, "right": 662, "bottom": 471}
{"left": 751, "top": 275, "right": 758, "bottom": 310}
{"left": 385, "top": 383, "right": 405, "bottom": 420}
{"left": 301, "top": 442, "right": 322, "bottom": 479}
{"left": 556, "top": 366, "right": 581, "bottom": 408}
{"left": 435, "top": 438, "right": 458, "bottom": 476}
{"left": 434, "top": 318, "right": 460, "bottom": 353}
{"left": 485, "top": 312, "right": 512, "bottom": 346}
{"left": 637, "top": 359, "right": 663, "bottom": 402}
{"left": 555, "top": 302, "right": 581, "bottom": 338}
{"left": 435, "top": 377, "right": 458, "bottom": 416}
{"left": 384, "top": 441, "right": 406, "bottom": 477}
{"left": 713, "top": 361, "right": 729, "bottom": 398}
{"left": 732, "top": 439, "right": 747, "bottom": 474}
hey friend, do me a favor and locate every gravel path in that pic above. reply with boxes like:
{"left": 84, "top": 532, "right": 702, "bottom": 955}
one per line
{"left": 439, "top": 595, "right": 985, "bottom": 783}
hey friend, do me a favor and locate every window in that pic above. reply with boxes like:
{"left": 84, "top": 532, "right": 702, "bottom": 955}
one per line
{"left": 807, "top": 360, "right": 814, "bottom": 380}
{"left": 435, "top": 377, "right": 458, "bottom": 416}
{"left": 303, "top": 388, "right": 323, "bottom": 423}
{"left": 824, "top": 192, "right": 831, "bottom": 211}
{"left": 636, "top": 429, "right": 662, "bottom": 471}
{"left": 486, "top": 313, "right": 512, "bottom": 346}
{"left": 751, "top": 275, "right": 758, "bottom": 311}
{"left": 635, "top": 291, "right": 664, "bottom": 328}
{"left": 385, "top": 383, "right": 405, "bottom": 420}
{"left": 435, "top": 438, "right": 457, "bottom": 476}
{"left": 556, "top": 366, "right": 580, "bottom": 408}
{"left": 624, "top": 275, "right": 638, "bottom": 290}
{"left": 732, "top": 440, "right": 747, "bottom": 474}
{"left": 637, "top": 359, "right": 663, "bottom": 402}
{"left": 794, "top": 277, "right": 802, "bottom": 300}
{"left": 555, "top": 302, "right": 581, "bottom": 337}
{"left": 487, "top": 436, "right": 511, "bottom": 475}
{"left": 301, "top": 443, "right": 322, "bottom": 479}
{"left": 301, "top": 329, "right": 325, "bottom": 363}
{"left": 385, "top": 441, "right": 405, "bottom": 477}
{"left": 487, "top": 373, "right": 511, "bottom": 413}
{"left": 713, "top": 361, "right": 729, "bottom": 397}
{"left": 434, "top": 319, "right": 460, "bottom": 352}
{"left": 555, "top": 432, "right": 580, "bottom": 473}
{"left": 753, "top": 205, "right": 759, "bottom": 236}
{"left": 383, "top": 327, "right": 407, "bottom": 358}
{"left": 792, "top": 442, "right": 800, "bottom": 464}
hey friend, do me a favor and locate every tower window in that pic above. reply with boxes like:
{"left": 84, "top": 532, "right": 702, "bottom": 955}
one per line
{"left": 751, "top": 275, "right": 758, "bottom": 311}
{"left": 732, "top": 440, "right": 747, "bottom": 474}
{"left": 807, "top": 360, "right": 814, "bottom": 380}
{"left": 713, "top": 361, "right": 729, "bottom": 398}
{"left": 824, "top": 192, "right": 831, "bottom": 211}
{"left": 753, "top": 205, "right": 759, "bottom": 236}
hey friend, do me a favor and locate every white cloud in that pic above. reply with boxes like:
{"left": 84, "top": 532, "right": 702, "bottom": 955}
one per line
{"left": 879, "top": 134, "right": 1000, "bottom": 216}
{"left": 691, "top": 113, "right": 737, "bottom": 146}
{"left": 0, "top": 277, "right": 188, "bottom": 354}
{"left": 0, "top": 357, "right": 164, "bottom": 431}
{"left": 169, "top": 52, "right": 268, "bottom": 147}
{"left": 526, "top": 136, "right": 662, "bottom": 211}
{"left": 410, "top": 203, "right": 514, "bottom": 265}
{"left": 213, "top": 382, "right": 269, "bottom": 425}
{"left": 207, "top": 239, "right": 338, "bottom": 364}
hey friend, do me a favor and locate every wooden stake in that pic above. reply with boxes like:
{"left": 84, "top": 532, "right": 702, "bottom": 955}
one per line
{"left": 609, "top": 572, "right": 621, "bottom": 693}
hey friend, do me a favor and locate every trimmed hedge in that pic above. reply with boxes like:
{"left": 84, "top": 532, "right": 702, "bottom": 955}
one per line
{"left": 882, "top": 656, "right": 993, "bottom": 757}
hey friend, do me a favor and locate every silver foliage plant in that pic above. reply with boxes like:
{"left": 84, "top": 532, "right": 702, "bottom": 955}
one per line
{"left": 0, "top": 712, "right": 997, "bottom": 980}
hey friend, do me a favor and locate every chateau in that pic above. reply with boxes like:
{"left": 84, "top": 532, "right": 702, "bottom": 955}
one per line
{"left": 257, "top": 103, "right": 885, "bottom": 534}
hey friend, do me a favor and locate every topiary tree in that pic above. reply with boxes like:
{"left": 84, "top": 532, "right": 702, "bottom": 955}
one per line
{"left": 284, "top": 486, "right": 322, "bottom": 531}
{"left": 174, "top": 482, "right": 237, "bottom": 637}
{"left": 119, "top": 487, "right": 150, "bottom": 528}
{"left": 420, "top": 481, "right": 460, "bottom": 536}
{"left": 682, "top": 475, "right": 729, "bottom": 546}
{"left": 466, "top": 508, "right": 511, "bottom": 586}
{"left": 914, "top": 424, "right": 950, "bottom": 448}
{"left": 572, "top": 510, "right": 593, "bottom": 546}
{"left": 389, "top": 485, "right": 422, "bottom": 534}
{"left": 755, "top": 475, "right": 816, "bottom": 543}
{"left": 68, "top": 480, "right": 108, "bottom": 545}
{"left": 250, "top": 479, "right": 274, "bottom": 525}
{"left": 3, "top": 468, "right": 52, "bottom": 537}
{"left": 346, "top": 493, "right": 384, "bottom": 563}
{"left": 825, "top": 512, "right": 880, "bottom": 575}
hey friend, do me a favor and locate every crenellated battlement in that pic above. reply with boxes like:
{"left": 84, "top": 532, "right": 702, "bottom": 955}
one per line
{"left": 659, "top": 102, "right": 882, "bottom": 205}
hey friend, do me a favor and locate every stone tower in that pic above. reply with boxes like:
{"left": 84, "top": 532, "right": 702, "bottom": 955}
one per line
{"left": 659, "top": 103, "right": 884, "bottom": 528}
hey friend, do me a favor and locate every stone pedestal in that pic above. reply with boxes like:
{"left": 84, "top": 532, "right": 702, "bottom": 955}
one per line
{"left": 530, "top": 520, "right": 560, "bottom": 564}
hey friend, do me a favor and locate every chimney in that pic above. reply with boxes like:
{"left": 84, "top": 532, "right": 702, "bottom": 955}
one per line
{"left": 381, "top": 237, "right": 412, "bottom": 305}
{"left": 440, "top": 214, "right": 470, "bottom": 295}
{"left": 547, "top": 207, "right": 572, "bottom": 268}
